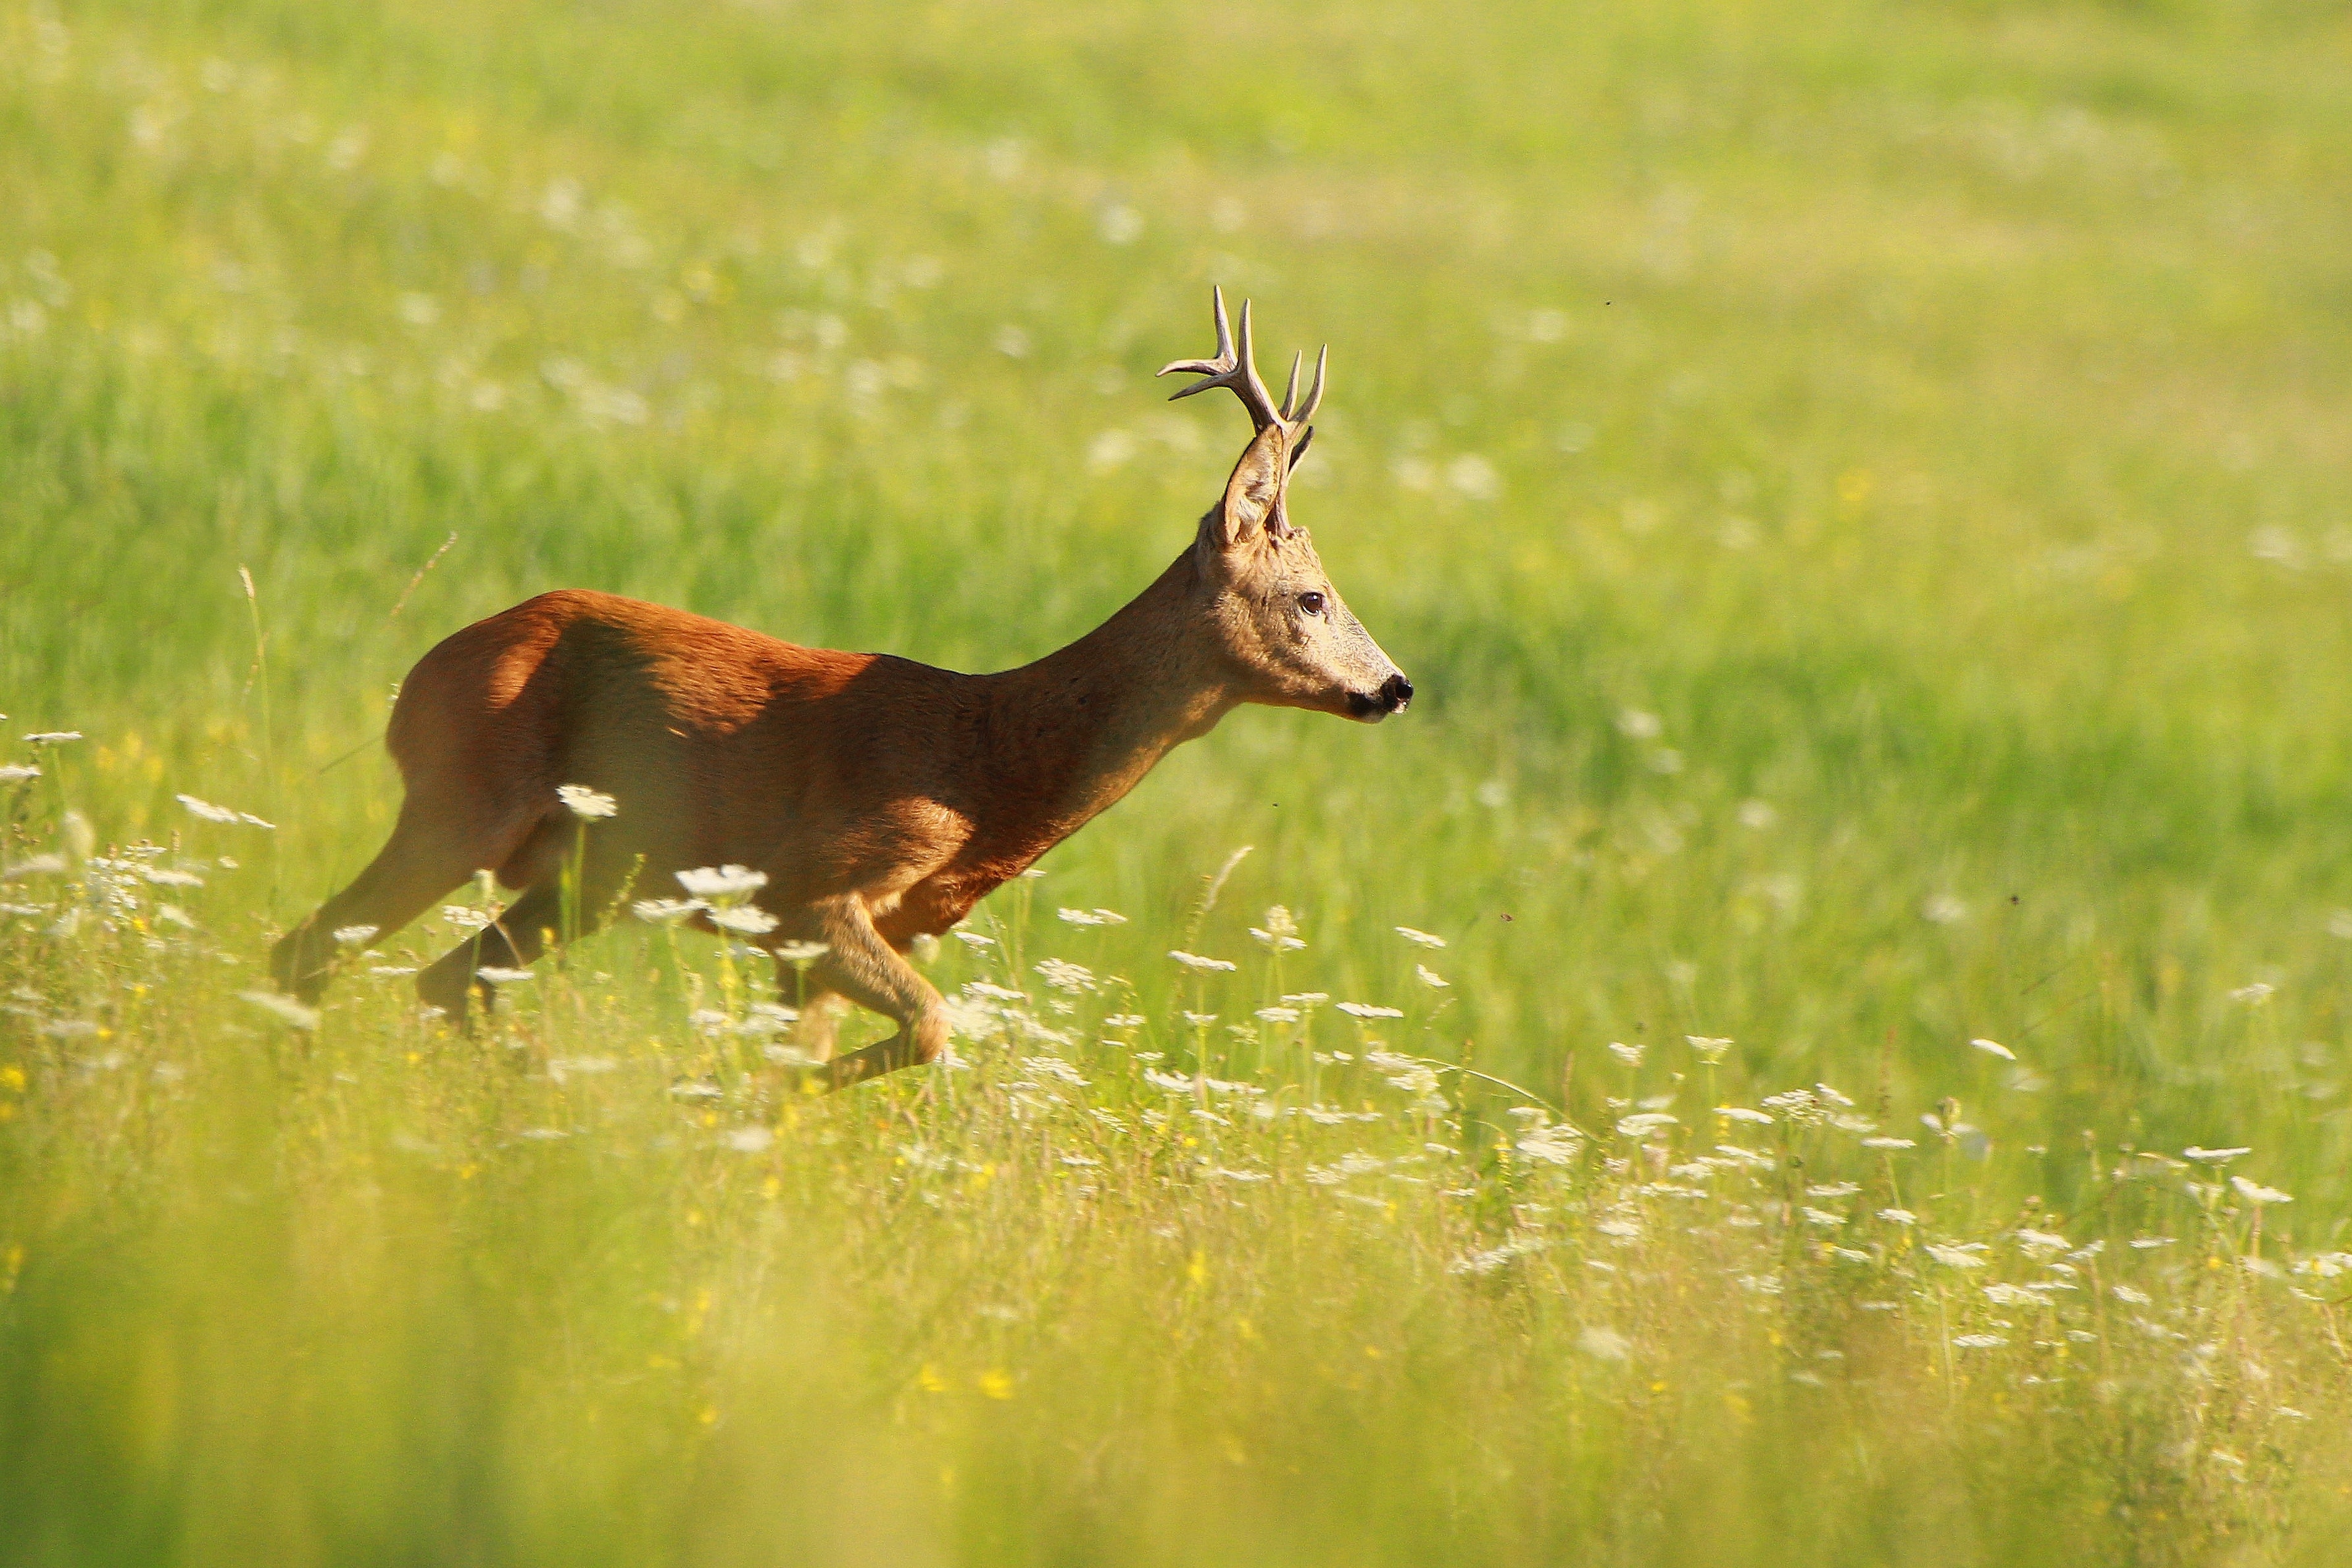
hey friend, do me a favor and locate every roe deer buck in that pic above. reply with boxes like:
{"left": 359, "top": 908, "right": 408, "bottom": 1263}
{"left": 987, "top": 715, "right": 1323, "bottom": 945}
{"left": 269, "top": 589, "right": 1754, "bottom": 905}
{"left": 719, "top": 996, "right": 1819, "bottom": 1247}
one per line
{"left": 272, "top": 288, "right": 1411, "bottom": 1088}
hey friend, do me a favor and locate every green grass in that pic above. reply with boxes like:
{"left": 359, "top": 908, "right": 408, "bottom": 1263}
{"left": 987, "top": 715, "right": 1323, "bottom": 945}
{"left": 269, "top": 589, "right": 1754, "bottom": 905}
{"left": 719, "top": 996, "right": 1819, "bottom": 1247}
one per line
{"left": 8, "top": 0, "right": 2352, "bottom": 1561}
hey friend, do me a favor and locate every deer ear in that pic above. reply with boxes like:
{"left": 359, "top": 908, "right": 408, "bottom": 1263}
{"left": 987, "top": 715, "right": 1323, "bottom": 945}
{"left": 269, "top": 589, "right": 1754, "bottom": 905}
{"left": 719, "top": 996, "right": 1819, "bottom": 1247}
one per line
{"left": 1203, "top": 423, "right": 1289, "bottom": 552}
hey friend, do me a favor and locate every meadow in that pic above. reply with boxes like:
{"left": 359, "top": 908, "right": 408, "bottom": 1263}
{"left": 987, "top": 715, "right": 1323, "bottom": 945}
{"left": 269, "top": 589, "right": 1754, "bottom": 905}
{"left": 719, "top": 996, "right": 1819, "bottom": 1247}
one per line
{"left": 6, "top": 0, "right": 2352, "bottom": 1561}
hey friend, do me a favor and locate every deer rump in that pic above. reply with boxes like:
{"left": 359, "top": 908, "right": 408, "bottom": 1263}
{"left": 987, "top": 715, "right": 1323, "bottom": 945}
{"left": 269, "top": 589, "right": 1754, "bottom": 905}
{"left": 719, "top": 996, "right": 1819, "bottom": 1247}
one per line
{"left": 391, "top": 589, "right": 994, "bottom": 935}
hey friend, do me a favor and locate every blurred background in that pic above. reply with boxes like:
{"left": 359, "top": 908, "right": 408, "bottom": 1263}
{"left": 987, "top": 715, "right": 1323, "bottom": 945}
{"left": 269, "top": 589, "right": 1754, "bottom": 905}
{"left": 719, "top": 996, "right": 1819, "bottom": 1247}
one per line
{"left": 4, "top": 2, "right": 2352, "bottom": 1558}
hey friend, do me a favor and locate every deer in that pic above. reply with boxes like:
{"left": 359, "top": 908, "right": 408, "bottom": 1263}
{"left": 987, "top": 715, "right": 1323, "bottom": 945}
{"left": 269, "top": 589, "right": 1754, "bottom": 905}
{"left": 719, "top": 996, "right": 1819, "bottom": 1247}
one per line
{"left": 271, "top": 288, "right": 1412, "bottom": 1089}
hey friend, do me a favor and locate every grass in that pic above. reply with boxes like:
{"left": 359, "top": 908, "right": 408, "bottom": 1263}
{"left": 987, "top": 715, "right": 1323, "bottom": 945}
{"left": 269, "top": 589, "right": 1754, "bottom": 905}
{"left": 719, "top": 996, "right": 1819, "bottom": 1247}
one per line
{"left": 6, "top": 0, "right": 2352, "bottom": 1560}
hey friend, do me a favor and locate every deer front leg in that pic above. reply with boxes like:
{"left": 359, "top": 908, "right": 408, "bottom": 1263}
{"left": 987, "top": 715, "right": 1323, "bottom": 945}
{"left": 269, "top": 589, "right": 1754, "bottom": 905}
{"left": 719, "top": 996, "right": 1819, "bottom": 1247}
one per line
{"left": 796, "top": 894, "right": 950, "bottom": 1091}
{"left": 791, "top": 992, "right": 847, "bottom": 1062}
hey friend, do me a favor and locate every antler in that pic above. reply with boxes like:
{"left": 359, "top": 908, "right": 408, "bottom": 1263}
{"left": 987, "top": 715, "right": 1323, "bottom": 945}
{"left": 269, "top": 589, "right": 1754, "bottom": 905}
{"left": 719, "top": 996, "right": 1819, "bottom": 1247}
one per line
{"left": 1158, "top": 286, "right": 1325, "bottom": 439}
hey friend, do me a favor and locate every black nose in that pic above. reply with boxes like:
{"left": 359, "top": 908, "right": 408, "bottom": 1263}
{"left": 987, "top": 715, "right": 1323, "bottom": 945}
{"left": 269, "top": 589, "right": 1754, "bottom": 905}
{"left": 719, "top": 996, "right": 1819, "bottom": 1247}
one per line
{"left": 1378, "top": 673, "right": 1413, "bottom": 713}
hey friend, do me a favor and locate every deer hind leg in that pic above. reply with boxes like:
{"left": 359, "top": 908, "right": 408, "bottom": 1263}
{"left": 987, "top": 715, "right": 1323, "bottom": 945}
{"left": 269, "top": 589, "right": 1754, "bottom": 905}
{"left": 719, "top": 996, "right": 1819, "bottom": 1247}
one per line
{"left": 412, "top": 833, "right": 641, "bottom": 1024}
{"left": 786, "top": 991, "right": 848, "bottom": 1063}
{"left": 415, "top": 881, "right": 567, "bottom": 1023}
{"left": 797, "top": 895, "right": 949, "bottom": 1091}
{"left": 272, "top": 810, "right": 494, "bottom": 1004}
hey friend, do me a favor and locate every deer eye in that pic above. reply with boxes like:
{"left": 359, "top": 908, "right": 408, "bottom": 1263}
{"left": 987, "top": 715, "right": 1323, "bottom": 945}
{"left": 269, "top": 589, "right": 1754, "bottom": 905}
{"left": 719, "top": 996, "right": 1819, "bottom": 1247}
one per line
{"left": 1296, "top": 591, "right": 1327, "bottom": 617}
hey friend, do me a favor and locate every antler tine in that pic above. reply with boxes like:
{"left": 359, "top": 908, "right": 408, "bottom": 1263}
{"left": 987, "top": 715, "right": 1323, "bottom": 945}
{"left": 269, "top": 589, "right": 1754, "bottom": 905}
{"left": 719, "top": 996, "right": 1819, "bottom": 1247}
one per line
{"left": 1279, "top": 351, "right": 1302, "bottom": 422}
{"left": 1155, "top": 286, "right": 1284, "bottom": 433}
{"left": 1292, "top": 344, "right": 1328, "bottom": 426}
{"left": 1157, "top": 285, "right": 1234, "bottom": 391}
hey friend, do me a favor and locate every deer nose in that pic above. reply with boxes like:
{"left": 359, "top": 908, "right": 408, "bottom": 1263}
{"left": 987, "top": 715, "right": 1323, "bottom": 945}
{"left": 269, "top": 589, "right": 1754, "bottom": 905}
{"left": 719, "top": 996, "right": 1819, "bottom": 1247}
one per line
{"left": 1378, "top": 673, "right": 1413, "bottom": 713}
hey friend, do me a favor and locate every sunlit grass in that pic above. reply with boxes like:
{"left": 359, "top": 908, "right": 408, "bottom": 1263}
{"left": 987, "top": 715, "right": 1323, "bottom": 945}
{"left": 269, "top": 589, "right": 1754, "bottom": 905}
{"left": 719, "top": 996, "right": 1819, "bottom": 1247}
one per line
{"left": 8, "top": 0, "right": 2352, "bottom": 1560}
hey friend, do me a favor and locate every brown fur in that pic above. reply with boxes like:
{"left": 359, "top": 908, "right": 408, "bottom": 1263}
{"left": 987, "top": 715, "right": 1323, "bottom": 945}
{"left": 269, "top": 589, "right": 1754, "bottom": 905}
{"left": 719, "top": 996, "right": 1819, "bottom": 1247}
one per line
{"left": 273, "top": 384, "right": 1409, "bottom": 1088}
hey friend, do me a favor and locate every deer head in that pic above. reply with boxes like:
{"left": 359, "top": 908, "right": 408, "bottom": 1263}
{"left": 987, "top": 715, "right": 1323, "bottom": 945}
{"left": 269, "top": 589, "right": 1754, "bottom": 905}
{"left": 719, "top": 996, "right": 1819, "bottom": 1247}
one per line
{"left": 1159, "top": 288, "right": 1413, "bottom": 723}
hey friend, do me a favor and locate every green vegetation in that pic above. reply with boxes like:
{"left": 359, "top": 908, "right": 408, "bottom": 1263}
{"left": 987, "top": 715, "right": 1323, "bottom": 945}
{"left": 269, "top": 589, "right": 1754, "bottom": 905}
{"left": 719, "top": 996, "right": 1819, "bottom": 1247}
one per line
{"left": 7, "top": 0, "right": 2352, "bottom": 1560}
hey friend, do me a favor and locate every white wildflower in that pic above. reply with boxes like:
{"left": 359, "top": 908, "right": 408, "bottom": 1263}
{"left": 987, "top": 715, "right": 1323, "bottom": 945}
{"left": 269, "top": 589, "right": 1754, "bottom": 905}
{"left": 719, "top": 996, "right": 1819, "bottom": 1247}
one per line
{"left": 555, "top": 784, "right": 617, "bottom": 819}
{"left": 1716, "top": 1106, "right": 1772, "bottom": 1125}
{"left": 1033, "top": 958, "right": 1095, "bottom": 993}
{"left": 707, "top": 905, "right": 778, "bottom": 935}
{"left": 632, "top": 898, "right": 704, "bottom": 924}
{"left": 1577, "top": 1327, "right": 1631, "bottom": 1361}
{"left": 2183, "top": 1147, "right": 2251, "bottom": 1164}
{"left": 476, "top": 966, "right": 534, "bottom": 983}
{"left": 1926, "top": 1244, "right": 1987, "bottom": 1268}
{"left": 722, "top": 1126, "right": 776, "bottom": 1154}
{"left": 1687, "top": 1035, "right": 1734, "bottom": 1063}
{"left": 1254, "top": 1006, "right": 1301, "bottom": 1024}
{"left": 1970, "top": 1038, "right": 2016, "bottom": 1061}
{"left": 1394, "top": 926, "right": 1447, "bottom": 949}
{"left": 331, "top": 924, "right": 380, "bottom": 947}
{"left": 2230, "top": 1175, "right": 2292, "bottom": 1206}
{"left": 2112, "top": 1284, "right": 2153, "bottom": 1305}
{"left": 1616, "top": 1112, "right": 1677, "bottom": 1136}
{"left": 952, "top": 930, "right": 995, "bottom": 948}
{"left": 2229, "top": 982, "right": 2275, "bottom": 1006}
{"left": 1762, "top": 1089, "right": 1825, "bottom": 1124}
{"left": 1336, "top": 1002, "right": 1403, "bottom": 1019}
{"left": 2015, "top": 1228, "right": 2071, "bottom": 1256}
{"left": 1168, "top": 950, "right": 1237, "bottom": 973}
{"left": 1250, "top": 905, "right": 1305, "bottom": 952}
{"left": 772, "top": 940, "right": 829, "bottom": 964}
{"left": 1877, "top": 1208, "right": 1917, "bottom": 1226}
{"left": 1951, "top": 1334, "right": 2008, "bottom": 1350}
{"left": 1861, "top": 1136, "right": 1917, "bottom": 1150}
{"left": 677, "top": 864, "right": 767, "bottom": 898}
{"left": 1382, "top": 1062, "right": 1443, "bottom": 1098}
{"left": 1608, "top": 1041, "right": 1645, "bottom": 1069}
{"left": 141, "top": 867, "right": 204, "bottom": 888}
{"left": 1807, "top": 1182, "right": 1860, "bottom": 1198}
{"left": 24, "top": 732, "right": 83, "bottom": 745}
{"left": 1057, "top": 906, "right": 1127, "bottom": 926}
{"left": 0, "top": 765, "right": 39, "bottom": 782}
{"left": 1801, "top": 1207, "right": 1847, "bottom": 1227}
{"left": 1515, "top": 1124, "right": 1584, "bottom": 1166}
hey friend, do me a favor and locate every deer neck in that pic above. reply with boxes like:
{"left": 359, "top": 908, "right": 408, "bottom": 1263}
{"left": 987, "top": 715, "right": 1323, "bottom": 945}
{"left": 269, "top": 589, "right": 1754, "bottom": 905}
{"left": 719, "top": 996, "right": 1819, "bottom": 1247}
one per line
{"left": 968, "top": 549, "right": 1236, "bottom": 856}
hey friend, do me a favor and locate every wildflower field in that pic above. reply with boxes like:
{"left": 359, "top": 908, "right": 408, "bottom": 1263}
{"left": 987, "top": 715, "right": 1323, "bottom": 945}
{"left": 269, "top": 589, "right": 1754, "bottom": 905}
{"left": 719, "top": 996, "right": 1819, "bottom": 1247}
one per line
{"left": 7, "top": 0, "right": 2352, "bottom": 1561}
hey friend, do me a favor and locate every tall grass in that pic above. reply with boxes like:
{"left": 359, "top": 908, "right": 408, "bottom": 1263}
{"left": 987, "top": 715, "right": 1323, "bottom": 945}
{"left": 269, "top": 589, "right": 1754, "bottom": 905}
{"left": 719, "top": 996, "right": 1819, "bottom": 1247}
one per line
{"left": 7, "top": 0, "right": 2352, "bottom": 1560}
